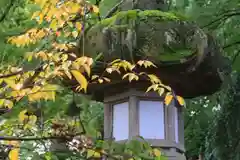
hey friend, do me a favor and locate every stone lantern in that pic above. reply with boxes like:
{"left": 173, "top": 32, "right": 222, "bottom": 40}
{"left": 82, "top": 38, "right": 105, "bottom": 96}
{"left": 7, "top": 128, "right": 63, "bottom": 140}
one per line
{"left": 103, "top": 88, "right": 185, "bottom": 160}
{"left": 73, "top": 0, "right": 230, "bottom": 159}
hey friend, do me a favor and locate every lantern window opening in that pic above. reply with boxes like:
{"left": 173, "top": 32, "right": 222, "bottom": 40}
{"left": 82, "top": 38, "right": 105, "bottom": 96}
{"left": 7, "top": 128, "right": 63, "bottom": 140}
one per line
{"left": 112, "top": 101, "right": 129, "bottom": 141}
{"left": 138, "top": 100, "right": 165, "bottom": 140}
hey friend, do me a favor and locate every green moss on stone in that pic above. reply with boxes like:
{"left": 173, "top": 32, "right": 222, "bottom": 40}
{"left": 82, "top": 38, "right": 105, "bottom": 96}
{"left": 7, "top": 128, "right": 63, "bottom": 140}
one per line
{"left": 157, "top": 49, "right": 193, "bottom": 61}
{"left": 99, "top": 10, "right": 181, "bottom": 27}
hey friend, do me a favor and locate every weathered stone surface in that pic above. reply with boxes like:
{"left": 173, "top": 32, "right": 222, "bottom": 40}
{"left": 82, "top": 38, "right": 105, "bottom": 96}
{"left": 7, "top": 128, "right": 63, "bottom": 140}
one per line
{"left": 68, "top": 0, "right": 231, "bottom": 99}
{"left": 76, "top": 10, "right": 230, "bottom": 98}
{"left": 81, "top": 10, "right": 197, "bottom": 65}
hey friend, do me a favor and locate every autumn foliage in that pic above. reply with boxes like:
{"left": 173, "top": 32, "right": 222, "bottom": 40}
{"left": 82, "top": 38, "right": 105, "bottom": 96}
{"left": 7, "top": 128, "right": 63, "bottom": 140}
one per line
{"left": 0, "top": 0, "right": 185, "bottom": 159}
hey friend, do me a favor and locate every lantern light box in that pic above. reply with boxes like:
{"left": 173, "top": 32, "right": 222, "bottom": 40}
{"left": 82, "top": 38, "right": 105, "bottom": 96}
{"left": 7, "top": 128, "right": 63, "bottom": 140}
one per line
{"left": 104, "top": 89, "right": 185, "bottom": 159}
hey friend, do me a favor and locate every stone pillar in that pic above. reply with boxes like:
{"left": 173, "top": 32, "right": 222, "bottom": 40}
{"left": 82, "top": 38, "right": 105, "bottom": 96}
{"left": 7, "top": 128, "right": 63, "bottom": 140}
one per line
{"left": 129, "top": 95, "right": 139, "bottom": 138}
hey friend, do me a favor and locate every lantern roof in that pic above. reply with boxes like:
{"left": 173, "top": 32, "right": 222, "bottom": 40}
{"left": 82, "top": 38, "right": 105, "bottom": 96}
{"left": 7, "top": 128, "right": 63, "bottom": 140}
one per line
{"left": 66, "top": 0, "right": 231, "bottom": 99}
{"left": 75, "top": 10, "right": 231, "bottom": 99}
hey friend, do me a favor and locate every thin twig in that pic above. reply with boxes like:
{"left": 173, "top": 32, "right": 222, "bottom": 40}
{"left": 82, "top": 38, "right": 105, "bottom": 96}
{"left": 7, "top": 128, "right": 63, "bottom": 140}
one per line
{"left": 202, "top": 12, "right": 240, "bottom": 28}
{"left": 0, "top": 136, "right": 69, "bottom": 141}
{"left": 104, "top": 0, "right": 125, "bottom": 18}
{"left": 223, "top": 41, "right": 240, "bottom": 49}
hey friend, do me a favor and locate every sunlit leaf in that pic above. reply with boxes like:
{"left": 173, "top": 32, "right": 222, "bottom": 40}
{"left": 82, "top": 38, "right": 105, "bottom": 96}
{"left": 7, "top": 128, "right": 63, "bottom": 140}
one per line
{"left": 98, "top": 79, "right": 103, "bottom": 83}
{"left": 122, "top": 73, "right": 139, "bottom": 82}
{"left": 42, "top": 84, "right": 61, "bottom": 91}
{"left": 76, "top": 22, "right": 82, "bottom": 31}
{"left": 103, "top": 77, "right": 111, "bottom": 82}
{"left": 49, "top": 19, "right": 58, "bottom": 31}
{"left": 4, "top": 79, "right": 17, "bottom": 90}
{"left": 28, "top": 91, "right": 56, "bottom": 102}
{"left": 158, "top": 88, "right": 165, "bottom": 96}
{"left": 146, "top": 84, "right": 159, "bottom": 92}
{"left": 148, "top": 74, "right": 161, "bottom": 84}
{"left": 18, "top": 110, "right": 28, "bottom": 123}
{"left": 164, "top": 94, "right": 173, "bottom": 106}
{"left": 4, "top": 100, "right": 14, "bottom": 109}
{"left": 92, "top": 5, "right": 99, "bottom": 13}
{"left": 176, "top": 96, "right": 185, "bottom": 106}
{"left": 137, "top": 60, "right": 157, "bottom": 68}
{"left": 87, "top": 149, "right": 101, "bottom": 158}
{"left": 8, "top": 148, "right": 19, "bottom": 160}
{"left": 71, "top": 70, "right": 88, "bottom": 92}
{"left": 0, "top": 99, "right": 5, "bottom": 106}
{"left": 110, "top": 59, "right": 122, "bottom": 65}
{"left": 72, "top": 31, "right": 78, "bottom": 38}
{"left": 91, "top": 75, "right": 99, "bottom": 80}
{"left": 153, "top": 148, "right": 161, "bottom": 157}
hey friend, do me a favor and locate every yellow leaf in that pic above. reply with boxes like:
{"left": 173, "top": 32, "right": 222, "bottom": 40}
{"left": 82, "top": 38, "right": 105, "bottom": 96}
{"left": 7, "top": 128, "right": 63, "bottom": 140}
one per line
{"left": 49, "top": 19, "right": 58, "bottom": 31}
{"left": 176, "top": 96, "right": 185, "bottom": 106}
{"left": 45, "top": 91, "right": 56, "bottom": 101}
{"left": 72, "top": 31, "right": 78, "bottom": 38}
{"left": 36, "top": 29, "right": 46, "bottom": 39}
{"left": 29, "top": 115, "right": 37, "bottom": 124}
{"left": 153, "top": 148, "right": 161, "bottom": 157}
{"left": 67, "top": 22, "right": 74, "bottom": 27}
{"left": 38, "top": 13, "right": 44, "bottom": 24}
{"left": 71, "top": 70, "right": 88, "bottom": 92}
{"left": 75, "top": 22, "right": 82, "bottom": 31}
{"left": 137, "top": 60, "right": 144, "bottom": 66}
{"left": 157, "top": 88, "right": 165, "bottom": 96}
{"left": 8, "top": 148, "right": 19, "bottom": 160}
{"left": 4, "top": 100, "right": 14, "bottom": 109}
{"left": 122, "top": 73, "right": 138, "bottom": 82}
{"left": 31, "top": 86, "right": 41, "bottom": 93}
{"left": 103, "top": 77, "right": 111, "bottom": 82}
{"left": 36, "top": 51, "right": 48, "bottom": 61}
{"left": 110, "top": 59, "right": 122, "bottom": 65}
{"left": 69, "top": 3, "right": 81, "bottom": 13}
{"left": 92, "top": 5, "right": 99, "bottom": 13}
{"left": 137, "top": 60, "right": 157, "bottom": 68}
{"left": 164, "top": 95, "right": 173, "bottom": 106}
{"left": 98, "top": 79, "right": 103, "bottom": 83}
{"left": 146, "top": 84, "right": 159, "bottom": 92}
{"left": 42, "top": 84, "right": 61, "bottom": 91}
{"left": 87, "top": 149, "right": 101, "bottom": 158}
{"left": 31, "top": 11, "right": 40, "bottom": 20}
{"left": 25, "top": 52, "right": 34, "bottom": 62}
{"left": 91, "top": 75, "right": 99, "bottom": 80}
{"left": 106, "top": 67, "right": 113, "bottom": 74}
{"left": 143, "top": 60, "right": 157, "bottom": 68}
{"left": 147, "top": 74, "right": 161, "bottom": 84}
{"left": 4, "top": 79, "right": 17, "bottom": 90}
{"left": 0, "top": 99, "right": 4, "bottom": 106}
{"left": 61, "top": 54, "right": 68, "bottom": 62}
{"left": 18, "top": 110, "right": 28, "bottom": 123}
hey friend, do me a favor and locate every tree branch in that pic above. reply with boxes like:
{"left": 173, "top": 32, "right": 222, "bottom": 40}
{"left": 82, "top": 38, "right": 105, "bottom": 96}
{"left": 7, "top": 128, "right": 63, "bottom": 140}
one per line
{"left": 0, "top": 70, "right": 23, "bottom": 79}
{"left": 0, "top": 135, "right": 70, "bottom": 141}
{"left": 231, "top": 50, "right": 240, "bottom": 65}
{"left": 223, "top": 41, "right": 240, "bottom": 49}
{"left": 202, "top": 11, "right": 240, "bottom": 28}
{"left": 104, "top": 0, "right": 125, "bottom": 18}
